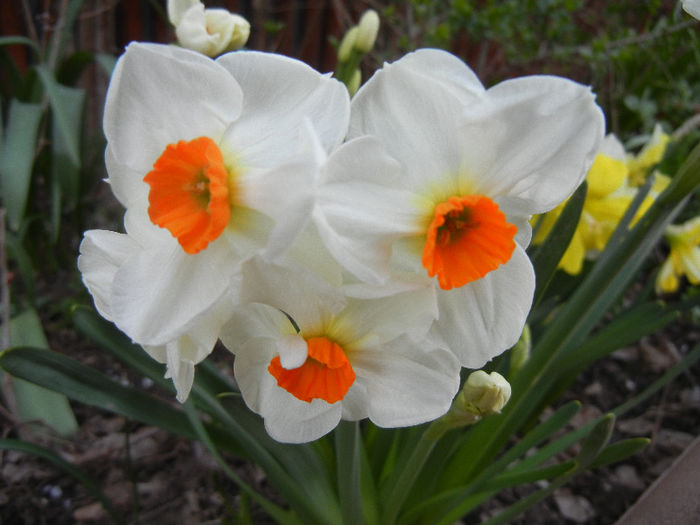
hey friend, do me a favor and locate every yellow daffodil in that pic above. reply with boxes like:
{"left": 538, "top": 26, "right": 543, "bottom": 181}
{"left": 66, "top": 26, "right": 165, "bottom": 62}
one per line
{"left": 656, "top": 217, "right": 700, "bottom": 294}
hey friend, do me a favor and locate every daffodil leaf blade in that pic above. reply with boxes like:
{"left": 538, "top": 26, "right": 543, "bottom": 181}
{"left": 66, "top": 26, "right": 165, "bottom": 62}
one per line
{"left": 529, "top": 180, "right": 587, "bottom": 308}
{"left": 589, "top": 438, "right": 650, "bottom": 469}
{"left": 6, "top": 309, "right": 78, "bottom": 437}
{"left": 0, "top": 99, "right": 42, "bottom": 230}
{"left": 0, "top": 346, "right": 198, "bottom": 440}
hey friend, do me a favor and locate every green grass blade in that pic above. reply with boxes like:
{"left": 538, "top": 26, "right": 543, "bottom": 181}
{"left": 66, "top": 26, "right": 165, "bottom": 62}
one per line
{"left": 0, "top": 438, "right": 122, "bottom": 524}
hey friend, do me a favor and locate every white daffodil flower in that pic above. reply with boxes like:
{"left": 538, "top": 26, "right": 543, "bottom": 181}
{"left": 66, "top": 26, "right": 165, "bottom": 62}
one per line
{"left": 78, "top": 43, "right": 349, "bottom": 397}
{"left": 168, "top": 0, "right": 250, "bottom": 57}
{"left": 315, "top": 49, "right": 604, "bottom": 368}
{"left": 220, "top": 257, "right": 459, "bottom": 443}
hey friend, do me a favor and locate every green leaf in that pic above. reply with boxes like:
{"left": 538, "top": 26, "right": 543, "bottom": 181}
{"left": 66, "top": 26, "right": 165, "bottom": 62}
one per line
{"left": 335, "top": 421, "right": 365, "bottom": 525}
{"left": 0, "top": 36, "right": 40, "bottom": 55}
{"left": 590, "top": 438, "right": 650, "bottom": 469}
{"left": 0, "top": 438, "right": 122, "bottom": 524}
{"left": 35, "top": 66, "right": 82, "bottom": 166}
{"left": 0, "top": 347, "right": 198, "bottom": 439}
{"left": 5, "top": 310, "right": 78, "bottom": 437}
{"left": 0, "top": 99, "right": 42, "bottom": 230}
{"left": 576, "top": 413, "right": 614, "bottom": 467}
{"left": 528, "top": 181, "right": 587, "bottom": 307}
{"left": 482, "top": 460, "right": 577, "bottom": 492}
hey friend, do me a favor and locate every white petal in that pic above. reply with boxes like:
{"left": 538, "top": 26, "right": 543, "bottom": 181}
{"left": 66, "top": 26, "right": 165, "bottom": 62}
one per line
{"left": 165, "top": 340, "right": 196, "bottom": 402}
{"left": 349, "top": 51, "right": 479, "bottom": 191}
{"left": 110, "top": 236, "right": 234, "bottom": 345}
{"left": 216, "top": 51, "right": 349, "bottom": 169}
{"left": 461, "top": 75, "right": 604, "bottom": 214}
{"left": 315, "top": 136, "right": 424, "bottom": 283}
{"left": 430, "top": 244, "right": 535, "bottom": 368}
{"left": 104, "top": 42, "right": 243, "bottom": 176}
{"left": 351, "top": 335, "right": 460, "bottom": 427}
{"left": 328, "top": 286, "right": 437, "bottom": 346}
{"left": 167, "top": 0, "right": 198, "bottom": 25}
{"left": 221, "top": 304, "right": 296, "bottom": 353}
{"left": 78, "top": 230, "right": 138, "bottom": 321}
{"left": 276, "top": 334, "right": 308, "bottom": 369}
{"left": 238, "top": 257, "right": 345, "bottom": 334}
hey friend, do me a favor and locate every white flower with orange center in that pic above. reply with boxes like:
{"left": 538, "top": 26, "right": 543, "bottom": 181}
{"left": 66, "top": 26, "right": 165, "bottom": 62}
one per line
{"left": 78, "top": 43, "right": 349, "bottom": 397}
{"left": 315, "top": 49, "right": 604, "bottom": 367}
{"left": 221, "top": 257, "right": 460, "bottom": 443}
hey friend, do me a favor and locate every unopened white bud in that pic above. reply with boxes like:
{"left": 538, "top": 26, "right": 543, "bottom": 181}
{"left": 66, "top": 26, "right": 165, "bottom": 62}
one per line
{"left": 355, "top": 10, "right": 380, "bottom": 53}
{"left": 170, "top": 1, "right": 250, "bottom": 57}
{"left": 338, "top": 26, "right": 359, "bottom": 63}
{"left": 462, "top": 371, "right": 511, "bottom": 415}
{"left": 347, "top": 68, "right": 362, "bottom": 96}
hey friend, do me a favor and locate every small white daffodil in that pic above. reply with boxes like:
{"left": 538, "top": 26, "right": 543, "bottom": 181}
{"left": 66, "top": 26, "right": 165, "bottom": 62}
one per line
{"left": 221, "top": 257, "right": 459, "bottom": 443}
{"left": 656, "top": 216, "right": 700, "bottom": 294}
{"left": 168, "top": 0, "right": 250, "bottom": 56}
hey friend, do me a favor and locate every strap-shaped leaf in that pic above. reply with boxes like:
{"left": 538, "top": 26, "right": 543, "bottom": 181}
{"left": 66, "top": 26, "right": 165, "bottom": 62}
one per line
{"left": 0, "top": 99, "right": 42, "bottom": 230}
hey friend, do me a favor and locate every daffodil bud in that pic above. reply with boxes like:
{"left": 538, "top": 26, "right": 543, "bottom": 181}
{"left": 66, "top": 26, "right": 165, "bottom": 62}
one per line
{"left": 338, "top": 26, "right": 359, "bottom": 63}
{"left": 461, "top": 370, "right": 511, "bottom": 415}
{"left": 355, "top": 10, "right": 380, "bottom": 53}
{"left": 168, "top": 0, "right": 250, "bottom": 57}
{"left": 347, "top": 68, "right": 362, "bottom": 96}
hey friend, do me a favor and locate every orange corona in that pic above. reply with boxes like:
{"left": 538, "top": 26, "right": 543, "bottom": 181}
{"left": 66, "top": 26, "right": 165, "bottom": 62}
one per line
{"left": 268, "top": 337, "right": 355, "bottom": 404}
{"left": 422, "top": 195, "right": 517, "bottom": 289}
{"left": 144, "top": 137, "right": 230, "bottom": 254}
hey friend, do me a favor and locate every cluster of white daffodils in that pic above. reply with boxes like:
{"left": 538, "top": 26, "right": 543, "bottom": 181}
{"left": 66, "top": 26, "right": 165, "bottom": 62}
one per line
{"left": 79, "top": 42, "right": 604, "bottom": 443}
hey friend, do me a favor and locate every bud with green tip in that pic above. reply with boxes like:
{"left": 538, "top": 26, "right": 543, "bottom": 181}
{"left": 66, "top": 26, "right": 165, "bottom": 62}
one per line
{"left": 337, "top": 26, "right": 359, "bottom": 63}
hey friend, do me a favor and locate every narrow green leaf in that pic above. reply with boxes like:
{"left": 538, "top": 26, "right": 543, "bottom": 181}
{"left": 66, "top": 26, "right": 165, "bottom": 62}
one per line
{"left": 576, "top": 413, "right": 614, "bottom": 467}
{"left": 0, "top": 347, "right": 198, "bottom": 439}
{"left": 0, "top": 36, "right": 40, "bottom": 55}
{"left": 35, "top": 66, "right": 82, "bottom": 166}
{"left": 0, "top": 99, "right": 42, "bottom": 230}
{"left": 56, "top": 50, "right": 93, "bottom": 85}
{"left": 481, "top": 460, "right": 577, "bottom": 492}
{"left": 6, "top": 310, "right": 78, "bottom": 436}
{"left": 336, "top": 421, "right": 365, "bottom": 525}
{"left": 0, "top": 438, "right": 122, "bottom": 524}
{"left": 556, "top": 301, "right": 679, "bottom": 370}
{"left": 51, "top": 84, "right": 84, "bottom": 212}
{"left": 529, "top": 181, "right": 587, "bottom": 307}
{"left": 400, "top": 402, "right": 580, "bottom": 525}
{"left": 590, "top": 438, "right": 650, "bottom": 469}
